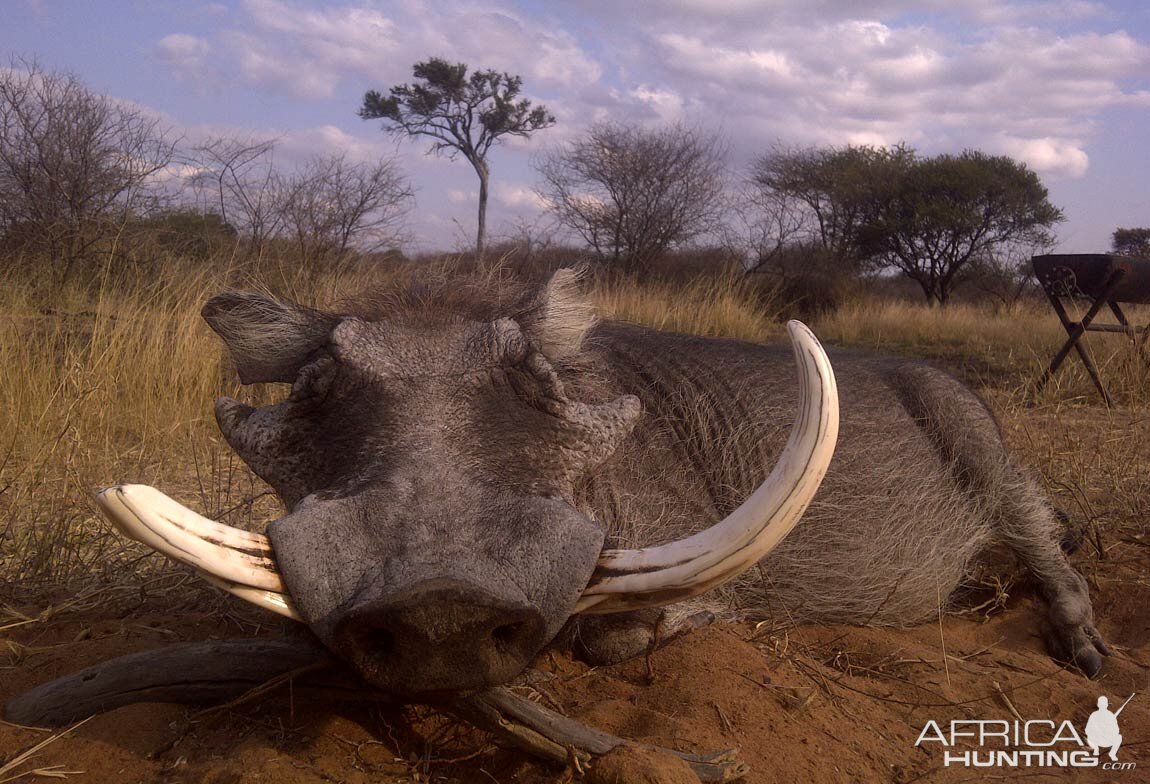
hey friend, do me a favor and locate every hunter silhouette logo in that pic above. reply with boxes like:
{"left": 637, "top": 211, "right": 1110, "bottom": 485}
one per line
{"left": 915, "top": 692, "right": 1137, "bottom": 770}
{"left": 1086, "top": 694, "right": 1133, "bottom": 762}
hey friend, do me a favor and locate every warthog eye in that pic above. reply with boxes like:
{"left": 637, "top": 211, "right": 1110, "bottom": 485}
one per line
{"left": 288, "top": 355, "right": 337, "bottom": 406}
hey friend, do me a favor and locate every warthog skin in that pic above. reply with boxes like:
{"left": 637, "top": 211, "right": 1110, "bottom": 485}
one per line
{"left": 203, "top": 270, "right": 1106, "bottom": 697}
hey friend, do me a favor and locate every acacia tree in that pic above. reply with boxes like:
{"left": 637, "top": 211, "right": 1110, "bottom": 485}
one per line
{"left": 1112, "top": 227, "right": 1150, "bottom": 257}
{"left": 359, "top": 58, "right": 554, "bottom": 257}
{"left": 750, "top": 143, "right": 914, "bottom": 272}
{"left": 535, "top": 122, "right": 728, "bottom": 271}
{"left": 858, "top": 150, "right": 1063, "bottom": 305}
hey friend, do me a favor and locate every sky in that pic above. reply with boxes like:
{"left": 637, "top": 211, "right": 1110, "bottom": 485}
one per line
{"left": 3, "top": 0, "right": 1149, "bottom": 253}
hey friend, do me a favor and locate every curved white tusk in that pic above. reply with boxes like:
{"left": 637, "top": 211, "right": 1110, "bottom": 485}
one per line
{"left": 195, "top": 570, "right": 302, "bottom": 620}
{"left": 95, "top": 485, "right": 286, "bottom": 593}
{"left": 575, "top": 320, "right": 839, "bottom": 615}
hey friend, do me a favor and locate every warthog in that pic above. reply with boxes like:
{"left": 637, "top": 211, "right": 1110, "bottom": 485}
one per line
{"left": 7, "top": 269, "right": 1107, "bottom": 774}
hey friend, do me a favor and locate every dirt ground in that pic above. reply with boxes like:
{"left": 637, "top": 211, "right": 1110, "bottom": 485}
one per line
{"left": 3, "top": 404, "right": 1149, "bottom": 784}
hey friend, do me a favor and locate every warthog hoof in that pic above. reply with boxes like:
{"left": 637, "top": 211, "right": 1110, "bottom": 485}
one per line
{"left": 1043, "top": 569, "right": 1109, "bottom": 678}
{"left": 1047, "top": 620, "right": 1110, "bottom": 678}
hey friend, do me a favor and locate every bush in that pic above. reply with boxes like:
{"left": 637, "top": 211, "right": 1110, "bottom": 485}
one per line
{"left": 128, "top": 209, "right": 238, "bottom": 260}
{"left": 748, "top": 243, "right": 857, "bottom": 318}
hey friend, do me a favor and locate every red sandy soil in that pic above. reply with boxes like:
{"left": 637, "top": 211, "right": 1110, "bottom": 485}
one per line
{"left": 3, "top": 407, "right": 1149, "bottom": 783}
{"left": 4, "top": 538, "right": 1148, "bottom": 784}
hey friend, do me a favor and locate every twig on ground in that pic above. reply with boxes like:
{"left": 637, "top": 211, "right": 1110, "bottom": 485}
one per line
{"left": 0, "top": 717, "right": 91, "bottom": 783}
{"left": 992, "top": 681, "right": 1024, "bottom": 722}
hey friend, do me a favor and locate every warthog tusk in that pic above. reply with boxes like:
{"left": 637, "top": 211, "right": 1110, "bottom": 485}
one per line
{"left": 195, "top": 570, "right": 302, "bottom": 620}
{"left": 95, "top": 485, "right": 300, "bottom": 619}
{"left": 573, "top": 320, "right": 839, "bottom": 615}
{"left": 94, "top": 321, "right": 835, "bottom": 623}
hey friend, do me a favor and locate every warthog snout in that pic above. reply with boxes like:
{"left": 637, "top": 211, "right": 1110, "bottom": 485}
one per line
{"left": 333, "top": 578, "right": 547, "bottom": 697}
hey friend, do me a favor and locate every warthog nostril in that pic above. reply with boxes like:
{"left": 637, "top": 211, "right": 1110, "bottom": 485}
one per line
{"left": 366, "top": 628, "right": 394, "bottom": 659}
{"left": 490, "top": 622, "right": 526, "bottom": 650}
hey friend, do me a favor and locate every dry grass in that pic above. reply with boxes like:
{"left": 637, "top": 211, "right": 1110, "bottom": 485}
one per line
{"left": 814, "top": 297, "right": 1150, "bottom": 407}
{"left": 0, "top": 257, "right": 391, "bottom": 587}
{"left": 591, "top": 272, "right": 781, "bottom": 344}
{"left": 2, "top": 266, "right": 222, "bottom": 585}
{"left": 815, "top": 299, "right": 1065, "bottom": 360}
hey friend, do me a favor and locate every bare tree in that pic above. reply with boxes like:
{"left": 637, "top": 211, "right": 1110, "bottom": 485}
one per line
{"left": 188, "top": 136, "right": 282, "bottom": 255}
{"left": 277, "top": 153, "right": 412, "bottom": 264}
{"left": 0, "top": 58, "right": 176, "bottom": 280}
{"left": 188, "top": 140, "right": 412, "bottom": 263}
{"left": 535, "top": 122, "right": 728, "bottom": 272}
{"left": 963, "top": 236, "right": 1050, "bottom": 310}
{"left": 726, "top": 181, "right": 807, "bottom": 275}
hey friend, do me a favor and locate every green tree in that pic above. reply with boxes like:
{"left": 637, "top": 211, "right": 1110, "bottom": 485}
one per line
{"left": 359, "top": 58, "right": 555, "bottom": 257}
{"left": 1112, "top": 227, "right": 1150, "bottom": 257}
{"left": 750, "top": 143, "right": 915, "bottom": 271}
{"left": 858, "top": 150, "right": 1063, "bottom": 305}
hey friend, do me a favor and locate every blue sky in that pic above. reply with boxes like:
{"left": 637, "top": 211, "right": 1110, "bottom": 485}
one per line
{"left": 4, "top": 0, "right": 1148, "bottom": 253}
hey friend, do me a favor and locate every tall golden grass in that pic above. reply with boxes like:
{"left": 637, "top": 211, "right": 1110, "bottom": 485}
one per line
{"left": 591, "top": 272, "right": 781, "bottom": 343}
{"left": 815, "top": 298, "right": 1150, "bottom": 406}
{"left": 0, "top": 257, "right": 394, "bottom": 583}
{"left": 1, "top": 255, "right": 1146, "bottom": 589}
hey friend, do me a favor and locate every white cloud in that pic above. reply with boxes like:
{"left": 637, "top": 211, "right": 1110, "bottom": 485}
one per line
{"left": 154, "top": 34, "right": 223, "bottom": 94}
{"left": 156, "top": 33, "right": 212, "bottom": 72}
{"left": 629, "top": 85, "right": 686, "bottom": 123}
{"left": 644, "top": 18, "right": 1149, "bottom": 178}
{"left": 159, "top": 0, "right": 602, "bottom": 101}
{"left": 494, "top": 182, "right": 546, "bottom": 210}
{"left": 992, "top": 135, "right": 1090, "bottom": 179}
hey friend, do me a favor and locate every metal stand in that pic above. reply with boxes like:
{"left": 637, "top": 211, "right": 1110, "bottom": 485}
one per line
{"left": 1035, "top": 265, "right": 1150, "bottom": 405}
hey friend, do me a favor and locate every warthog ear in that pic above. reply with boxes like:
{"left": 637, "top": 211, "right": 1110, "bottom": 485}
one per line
{"left": 202, "top": 292, "right": 338, "bottom": 384}
{"left": 519, "top": 267, "right": 597, "bottom": 360}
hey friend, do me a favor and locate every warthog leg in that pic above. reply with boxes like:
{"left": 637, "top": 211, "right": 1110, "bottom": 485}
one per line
{"left": 4, "top": 639, "right": 747, "bottom": 783}
{"left": 573, "top": 608, "right": 717, "bottom": 667}
{"left": 889, "top": 364, "right": 1110, "bottom": 678}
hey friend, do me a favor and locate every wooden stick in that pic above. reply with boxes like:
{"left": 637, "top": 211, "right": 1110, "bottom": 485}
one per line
{"left": 3, "top": 638, "right": 370, "bottom": 727}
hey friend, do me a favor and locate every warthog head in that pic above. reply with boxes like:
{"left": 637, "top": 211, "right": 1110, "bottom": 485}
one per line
{"left": 95, "top": 270, "right": 837, "bottom": 700}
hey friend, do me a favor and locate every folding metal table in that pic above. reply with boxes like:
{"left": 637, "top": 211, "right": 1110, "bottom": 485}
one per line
{"left": 1032, "top": 253, "right": 1150, "bottom": 405}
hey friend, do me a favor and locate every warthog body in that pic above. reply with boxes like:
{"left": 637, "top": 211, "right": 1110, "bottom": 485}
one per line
{"left": 576, "top": 324, "right": 1100, "bottom": 667}
{"left": 196, "top": 270, "right": 1105, "bottom": 695}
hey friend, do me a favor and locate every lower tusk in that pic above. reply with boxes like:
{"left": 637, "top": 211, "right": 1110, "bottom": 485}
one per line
{"left": 575, "top": 320, "right": 838, "bottom": 614}
{"left": 195, "top": 570, "right": 302, "bottom": 620}
{"left": 95, "top": 484, "right": 287, "bottom": 596}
